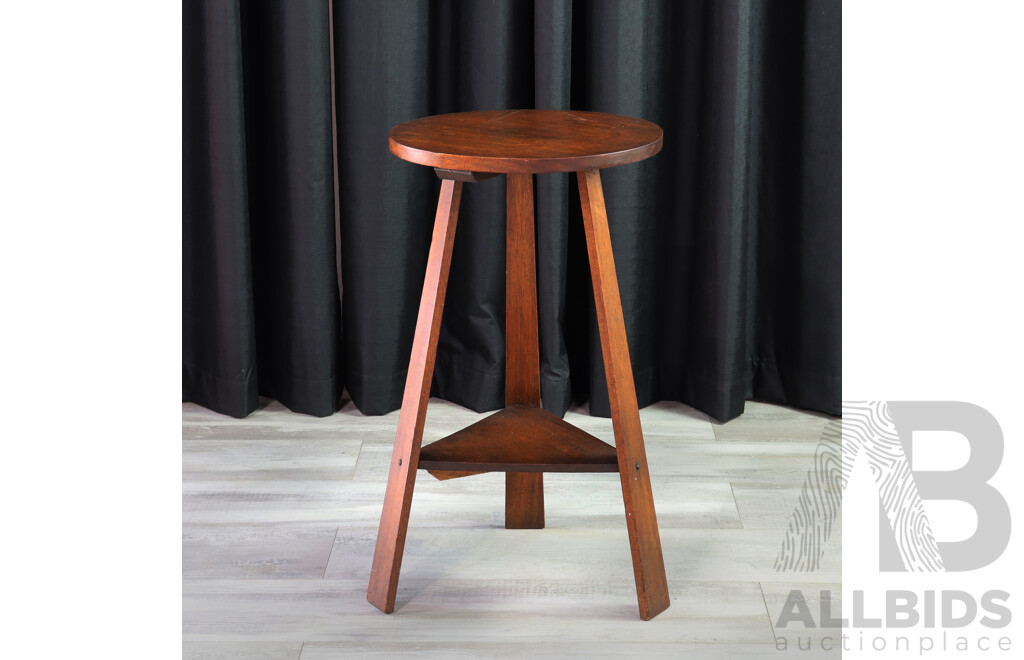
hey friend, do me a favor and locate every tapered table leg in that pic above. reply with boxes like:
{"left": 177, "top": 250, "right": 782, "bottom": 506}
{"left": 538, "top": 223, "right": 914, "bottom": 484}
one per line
{"left": 367, "top": 178, "right": 463, "bottom": 613}
{"left": 505, "top": 173, "right": 545, "bottom": 529}
{"left": 577, "top": 169, "right": 670, "bottom": 620}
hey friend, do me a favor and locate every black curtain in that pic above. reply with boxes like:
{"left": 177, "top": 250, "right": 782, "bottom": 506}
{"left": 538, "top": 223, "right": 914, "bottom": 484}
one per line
{"left": 183, "top": 0, "right": 841, "bottom": 422}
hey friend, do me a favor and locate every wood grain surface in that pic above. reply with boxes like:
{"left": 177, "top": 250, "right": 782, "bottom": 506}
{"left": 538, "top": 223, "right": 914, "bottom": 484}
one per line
{"left": 504, "top": 172, "right": 545, "bottom": 529}
{"left": 366, "top": 178, "right": 462, "bottom": 614}
{"left": 578, "top": 169, "right": 670, "bottom": 620}
{"left": 390, "top": 110, "right": 663, "bottom": 173}
{"left": 418, "top": 405, "right": 619, "bottom": 473}
{"left": 367, "top": 111, "right": 671, "bottom": 620}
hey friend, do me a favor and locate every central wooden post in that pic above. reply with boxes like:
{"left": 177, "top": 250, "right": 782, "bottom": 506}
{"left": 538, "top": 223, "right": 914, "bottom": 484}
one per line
{"left": 504, "top": 173, "right": 545, "bottom": 529}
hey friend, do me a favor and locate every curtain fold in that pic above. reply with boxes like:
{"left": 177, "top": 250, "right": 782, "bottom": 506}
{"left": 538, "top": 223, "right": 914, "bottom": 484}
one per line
{"left": 183, "top": 0, "right": 841, "bottom": 422}
{"left": 240, "top": 0, "right": 343, "bottom": 417}
{"left": 183, "top": 0, "right": 257, "bottom": 418}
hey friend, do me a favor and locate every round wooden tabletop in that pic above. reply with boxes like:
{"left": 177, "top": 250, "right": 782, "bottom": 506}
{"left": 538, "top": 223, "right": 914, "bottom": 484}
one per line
{"left": 389, "top": 110, "right": 663, "bottom": 174}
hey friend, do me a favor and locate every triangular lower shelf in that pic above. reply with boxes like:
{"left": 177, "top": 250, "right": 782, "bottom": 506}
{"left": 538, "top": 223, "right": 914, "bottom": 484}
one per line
{"left": 419, "top": 404, "right": 619, "bottom": 479}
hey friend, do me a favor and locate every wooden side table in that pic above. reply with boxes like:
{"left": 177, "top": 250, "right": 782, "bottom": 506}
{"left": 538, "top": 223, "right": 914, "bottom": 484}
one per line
{"left": 367, "top": 110, "right": 670, "bottom": 620}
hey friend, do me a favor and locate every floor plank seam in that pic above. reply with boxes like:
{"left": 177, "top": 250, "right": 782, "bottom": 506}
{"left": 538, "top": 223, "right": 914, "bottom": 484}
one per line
{"left": 758, "top": 581, "right": 778, "bottom": 643}
{"left": 322, "top": 526, "right": 341, "bottom": 580}
{"left": 728, "top": 481, "right": 744, "bottom": 528}
{"left": 352, "top": 434, "right": 368, "bottom": 479}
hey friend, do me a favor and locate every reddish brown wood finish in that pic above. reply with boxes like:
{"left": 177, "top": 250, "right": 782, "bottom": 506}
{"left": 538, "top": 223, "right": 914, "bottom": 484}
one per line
{"left": 506, "top": 471, "right": 544, "bottom": 528}
{"left": 370, "top": 110, "right": 669, "bottom": 621}
{"left": 418, "top": 405, "right": 619, "bottom": 473}
{"left": 367, "top": 178, "right": 463, "bottom": 614}
{"left": 434, "top": 168, "right": 499, "bottom": 182}
{"left": 577, "top": 169, "right": 670, "bottom": 621}
{"left": 505, "top": 472, "right": 546, "bottom": 529}
{"left": 505, "top": 173, "right": 541, "bottom": 405}
{"left": 391, "top": 110, "right": 663, "bottom": 174}
{"left": 424, "top": 469, "right": 484, "bottom": 481}
{"left": 504, "top": 172, "right": 545, "bottom": 529}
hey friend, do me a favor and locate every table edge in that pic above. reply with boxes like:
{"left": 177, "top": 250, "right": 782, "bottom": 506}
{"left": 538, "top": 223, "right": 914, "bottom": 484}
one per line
{"left": 388, "top": 136, "right": 663, "bottom": 174}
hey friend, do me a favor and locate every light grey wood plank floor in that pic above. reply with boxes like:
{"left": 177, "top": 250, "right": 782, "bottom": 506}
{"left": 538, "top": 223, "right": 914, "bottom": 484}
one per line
{"left": 184, "top": 398, "right": 841, "bottom": 659}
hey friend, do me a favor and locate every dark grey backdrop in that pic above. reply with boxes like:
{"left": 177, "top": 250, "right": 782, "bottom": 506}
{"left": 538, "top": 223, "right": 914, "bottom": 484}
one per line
{"left": 183, "top": 0, "right": 841, "bottom": 422}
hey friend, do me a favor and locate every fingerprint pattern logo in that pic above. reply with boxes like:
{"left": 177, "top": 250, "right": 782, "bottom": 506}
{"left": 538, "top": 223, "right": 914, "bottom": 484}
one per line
{"left": 773, "top": 419, "right": 842, "bottom": 571}
{"left": 774, "top": 401, "right": 945, "bottom": 572}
